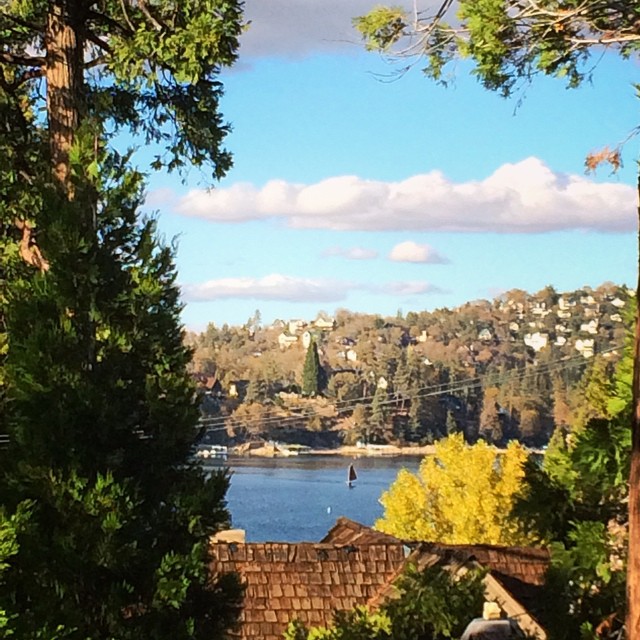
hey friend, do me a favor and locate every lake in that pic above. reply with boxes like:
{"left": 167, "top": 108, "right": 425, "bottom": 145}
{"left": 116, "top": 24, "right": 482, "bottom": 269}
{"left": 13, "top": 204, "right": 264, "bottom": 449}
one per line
{"left": 215, "top": 455, "right": 421, "bottom": 542}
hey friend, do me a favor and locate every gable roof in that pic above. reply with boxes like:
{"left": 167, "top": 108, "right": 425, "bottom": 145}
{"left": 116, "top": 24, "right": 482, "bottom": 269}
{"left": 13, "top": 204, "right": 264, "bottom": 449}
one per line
{"left": 209, "top": 518, "right": 551, "bottom": 640}
{"left": 209, "top": 541, "right": 408, "bottom": 640}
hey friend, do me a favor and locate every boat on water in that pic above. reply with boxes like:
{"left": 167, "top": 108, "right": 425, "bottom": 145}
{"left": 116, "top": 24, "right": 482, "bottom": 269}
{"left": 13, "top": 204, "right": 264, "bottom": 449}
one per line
{"left": 347, "top": 463, "right": 357, "bottom": 488}
{"left": 195, "top": 444, "right": 228, "bottom": 459}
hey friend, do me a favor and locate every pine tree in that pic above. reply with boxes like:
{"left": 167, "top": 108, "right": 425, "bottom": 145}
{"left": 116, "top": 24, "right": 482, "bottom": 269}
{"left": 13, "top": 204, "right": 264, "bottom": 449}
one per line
{"left": 0, "top": 3, "right": 244, "bottom": 636}
{"left": 0, "top": 156, "right": 242, "bottom": 639}
{"left": 302, "top": 340, "right": 326, "bottom": 397}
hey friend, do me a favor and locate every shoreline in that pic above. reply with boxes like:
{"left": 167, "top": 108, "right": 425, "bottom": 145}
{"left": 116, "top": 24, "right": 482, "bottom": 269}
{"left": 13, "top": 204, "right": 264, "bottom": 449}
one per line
{"left": 229, "top": 443, "right": 436, "bottom": 458}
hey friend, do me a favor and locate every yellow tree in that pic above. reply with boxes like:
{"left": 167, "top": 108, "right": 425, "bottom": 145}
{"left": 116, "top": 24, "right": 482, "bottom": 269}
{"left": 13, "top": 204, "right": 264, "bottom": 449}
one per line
{"left": 375, "top": 434, "right": 531, "bottom": 545}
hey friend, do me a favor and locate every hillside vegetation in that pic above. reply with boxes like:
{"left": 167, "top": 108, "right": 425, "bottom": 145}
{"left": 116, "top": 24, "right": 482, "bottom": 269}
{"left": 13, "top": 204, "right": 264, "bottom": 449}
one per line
{"left": 186, "top": 282, "right": 629, "bottom": 448}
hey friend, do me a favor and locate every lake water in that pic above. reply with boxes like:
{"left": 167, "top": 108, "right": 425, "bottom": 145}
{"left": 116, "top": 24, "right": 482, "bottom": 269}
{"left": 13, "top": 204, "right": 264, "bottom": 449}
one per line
{"left": 215, "top": 455, "right": 421, "bottom": 542}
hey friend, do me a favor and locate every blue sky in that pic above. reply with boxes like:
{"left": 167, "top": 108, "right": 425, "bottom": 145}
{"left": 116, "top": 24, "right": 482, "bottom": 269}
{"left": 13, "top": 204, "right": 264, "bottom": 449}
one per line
{"left": 142, "top": 1, "right": 640, "bottom": 330}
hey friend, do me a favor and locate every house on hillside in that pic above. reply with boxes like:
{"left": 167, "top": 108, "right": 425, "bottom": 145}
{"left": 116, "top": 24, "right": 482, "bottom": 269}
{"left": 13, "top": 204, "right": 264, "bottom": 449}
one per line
{"left": 209, "top": 517, "right": 551, "bottom": 640}
{"left": 314, "top": 316, "right": 336, "bottom": 331}
{"left": 288, "top": 319, "right": 307, "bottom": 334}
{"left": 580, "top": 319, "right": 599, "bottom": 335}
{"left": 278, "top": 332, "right": 299, "bottom": 349}
{"left": 575, "top": 338, "right": 595, "bottom": 358}
{"left": 524, "top": 332, "right": 548, "bottom": 352}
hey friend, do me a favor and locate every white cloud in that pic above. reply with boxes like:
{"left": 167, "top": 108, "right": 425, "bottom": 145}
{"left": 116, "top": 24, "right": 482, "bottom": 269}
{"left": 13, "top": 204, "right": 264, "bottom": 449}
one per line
{"left": 181, "top": 274, "right": 444, "bottom": 303}
{"left": 323, "top": 246, "right": 379, "bottom": 260}
{"left": 173, "top": 158, "right": 635, "bottom": 233}
{"left": 181, "top": 274, "right": 351, "bottom": 303}
{"left": 389, "top": 241, "right": 449, "bottom": 263}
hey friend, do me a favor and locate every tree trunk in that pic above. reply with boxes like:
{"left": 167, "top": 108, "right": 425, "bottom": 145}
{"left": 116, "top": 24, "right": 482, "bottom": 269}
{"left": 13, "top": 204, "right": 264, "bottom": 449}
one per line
{"left": 627, "top": 175, "right": 640, "bottom": 640}
{"left": 45, "top": 0, "right": 84, "bottom": 194}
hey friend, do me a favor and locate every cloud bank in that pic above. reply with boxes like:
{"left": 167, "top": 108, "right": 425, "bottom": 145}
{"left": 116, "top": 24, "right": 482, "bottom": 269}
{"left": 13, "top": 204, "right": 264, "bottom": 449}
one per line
{"left": 175, "top": 158, "right": 635, "bottom": 233}
{"left": 239, "top": 0, "right": 399, "bottom": 59}
{"left": 181, "top": 274, "right": 443, "bottom": 303}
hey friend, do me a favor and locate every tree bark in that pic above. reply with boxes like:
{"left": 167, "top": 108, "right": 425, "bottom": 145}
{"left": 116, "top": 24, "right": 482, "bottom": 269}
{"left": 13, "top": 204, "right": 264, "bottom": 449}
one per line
{"left": 627, "top": 174, "right": 640, "bottom": 640}
{"left": 45, "top": 0, "right": 84, "bottom": 194}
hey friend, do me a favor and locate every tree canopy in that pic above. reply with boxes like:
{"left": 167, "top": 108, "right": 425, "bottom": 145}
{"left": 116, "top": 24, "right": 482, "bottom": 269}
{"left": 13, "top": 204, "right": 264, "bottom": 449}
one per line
{"left": 355, "top": 1, "right": 640, "bottom": 99}
{"left": 0, "top": 1, "right": 245, "bottom": 637}
{"left": 375, "top": 434, "right": 531, "bottom": 545}
{"left": 0, "top": 0, "right": 243, "bottom": 189}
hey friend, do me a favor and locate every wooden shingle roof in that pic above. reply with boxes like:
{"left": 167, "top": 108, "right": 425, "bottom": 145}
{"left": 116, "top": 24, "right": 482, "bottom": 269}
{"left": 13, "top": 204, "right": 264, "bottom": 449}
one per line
{"left": 209, "top": 519, "right": 551, "bottom": 640}
{"left": 209, "top": 541, "right": 408, "bottom": 640}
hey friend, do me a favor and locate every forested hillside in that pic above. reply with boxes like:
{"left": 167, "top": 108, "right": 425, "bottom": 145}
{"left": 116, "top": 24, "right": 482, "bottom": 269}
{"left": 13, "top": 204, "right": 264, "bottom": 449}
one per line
{"left": 186, "top": 282, "right": 630, "bottom": 448}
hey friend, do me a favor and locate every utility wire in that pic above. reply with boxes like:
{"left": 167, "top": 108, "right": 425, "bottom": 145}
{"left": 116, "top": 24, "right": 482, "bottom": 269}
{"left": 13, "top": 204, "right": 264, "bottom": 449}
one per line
{"left": 196, "top": 344, "right": 621, "bottom": 433}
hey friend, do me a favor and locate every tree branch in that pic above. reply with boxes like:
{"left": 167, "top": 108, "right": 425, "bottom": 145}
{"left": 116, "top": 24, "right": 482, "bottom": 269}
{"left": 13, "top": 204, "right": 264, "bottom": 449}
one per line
{"left": 84, "top": 30, "right": 112, "bottom": 54}
{"left": 136, "top": 0, "right": 165, "bottom": 31}
{"left": 0, "top": 51, "right": 45, "bottom": 68}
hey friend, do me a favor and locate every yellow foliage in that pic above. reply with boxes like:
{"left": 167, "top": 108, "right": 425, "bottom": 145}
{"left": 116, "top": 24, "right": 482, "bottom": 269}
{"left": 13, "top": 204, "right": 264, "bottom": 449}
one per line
{"left": 375, "top": 434, "right": 531, "bottom": 545}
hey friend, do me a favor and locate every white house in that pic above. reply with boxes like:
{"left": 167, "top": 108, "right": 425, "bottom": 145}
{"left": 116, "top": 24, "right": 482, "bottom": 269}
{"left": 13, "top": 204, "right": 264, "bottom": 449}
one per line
{"left": 314, "top": 316, "right": 336, "bottom": 331}
{"left": 524, "top": 332, "right": 549, "bottom": 352}
{"left": 575, "top": 338, "right": 595, "bottom": 358}
{"left": 580, "top": 319, "right": 599, "bottom": 335}
{"left": 288, "top": 319, "right": 306, "bottom": 334}
{"left": 278, "top": 332, "right": 298, "bottom": 349}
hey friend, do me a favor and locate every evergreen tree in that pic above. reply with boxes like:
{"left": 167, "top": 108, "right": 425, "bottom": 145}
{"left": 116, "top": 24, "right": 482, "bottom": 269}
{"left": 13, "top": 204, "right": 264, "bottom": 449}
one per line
{"left": 0, "top": 155, "right": 242, "bottom": 639}
{"left": 0, "top": 2, "right": 244, "bottom": 636}
{"left": 302, "top": 340, "right": 326, "bottom": 397}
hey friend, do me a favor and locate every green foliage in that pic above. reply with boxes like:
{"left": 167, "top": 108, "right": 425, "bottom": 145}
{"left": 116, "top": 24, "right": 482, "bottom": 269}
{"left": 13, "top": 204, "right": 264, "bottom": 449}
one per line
{"left": 355, "top": 0, "right": 639, "bottom": 96}
{"left": 0, "top": 155, "right": 243, "bottom": 639}
{"left": 0, "top": 0, "right": 244, "bottom": 180}
{"left": 513, "top": 324, "right": 633, "bottom": 637}
{"left": 302, "top": 341, "right": 327, "bottom": 397}
{"left": 352, "top": 6, "right": 407, "bottom": 52}
{"left": 283, "top": 564, "right": 485, "bottom": 640}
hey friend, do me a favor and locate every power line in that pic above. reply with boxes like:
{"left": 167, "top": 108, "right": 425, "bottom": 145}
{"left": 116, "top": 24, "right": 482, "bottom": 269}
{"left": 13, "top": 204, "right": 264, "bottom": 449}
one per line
{"left": 196, "top": 344, "right": 621, "bottom": 433}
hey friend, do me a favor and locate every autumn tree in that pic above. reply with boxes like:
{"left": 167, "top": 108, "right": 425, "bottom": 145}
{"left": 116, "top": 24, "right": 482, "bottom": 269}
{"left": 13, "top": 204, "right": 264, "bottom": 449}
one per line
{"left": 375, "top": 434, "right": 531, "bottom": 545}
{"left": 355, "top": 4, "right": 640, "bottom": 633}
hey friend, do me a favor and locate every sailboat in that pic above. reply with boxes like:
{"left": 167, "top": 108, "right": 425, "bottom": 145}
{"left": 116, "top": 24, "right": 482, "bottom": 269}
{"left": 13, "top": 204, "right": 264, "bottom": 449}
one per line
{"left": 347, "top": 463, "right": 357, "bottom": 488}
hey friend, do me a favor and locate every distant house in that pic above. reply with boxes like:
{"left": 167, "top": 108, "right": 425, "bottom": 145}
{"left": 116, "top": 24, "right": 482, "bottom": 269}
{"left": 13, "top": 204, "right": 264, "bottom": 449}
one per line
{"left": 531, "top": 302, "right": 549, "bottom": 317}
{"left": 524, "top": 332, "right": 549, "bottom": 352}
{"left": 478, "top": 328, "right": 493, "bottom": 341}
{"left": 270, "top": 318, "right": 286, "bottom": 330}
{"left": 417, "top": 330, "right": 428, "bottom": 343}
{"left": 278, "top": 332, "right": 298, "bottom": 349}
{"left": 557, "top": 296, "right": 576, "bottom": 310}
{"left": 611, "top": 297, "right": 626, "bottom": 308}
{"left": 314, "top": 316, "right": 336, "bottom": 331}
{"left": 288, "top": 319, "right": 307, "bottom": 334}
{"left": 209, "top": 517, "right": 551, "bottom": 640}
{"left": 228, "top": 379, "right": 249, "bottom": 399}
{"left": 611, "top": 313, "right": 623, "bottom": 323}
{"left": 555, "top": 336, "right": 567, "bottom": 346}
{"left": 377, "top": 376, "right": 388, "bottom": 390}
{"left": 575, "top": 338, "right": 595, "bottom": 358}
{"left": 580, "top": 319, "right": 598, "bottom": 335}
